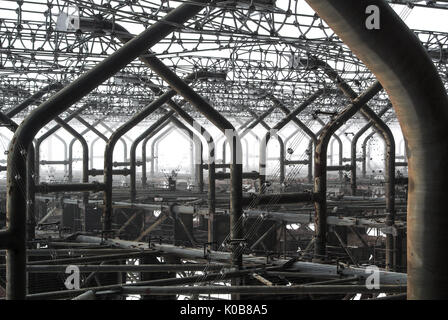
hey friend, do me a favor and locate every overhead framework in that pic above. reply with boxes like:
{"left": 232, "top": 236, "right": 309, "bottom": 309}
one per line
{"left": 0, "top": 0, "right": 447, "bottom": 300}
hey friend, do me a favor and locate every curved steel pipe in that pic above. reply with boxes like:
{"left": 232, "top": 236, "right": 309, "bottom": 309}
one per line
{"left": 34, "top": 105, "right": 88, "bottom": 183}
{"left": 309, "top": 55, "right": 397, "bottom": 269}
{"left": 316, "top": 118, "right": 343, "bottom": 181}
{"left": 351, "top": 105, "right": 391, "bottom": 194}
{"left": 130, "top": 111, "right": 175, "bottom": 201}
{"left": 4, "top": 1, "right": 210, "bottom": 299}
{"left": 313, "top": 81, "right": 383, "bottom": 261}
{"left": 305, "top": 0, "right": 448, "bottom": 299}
{"left": 68, "top": 119, "right": 103, "bottom": 182}
{"left": 259, "top": 90, "right": 322, "bottom": 191}
{"left": 361, "top": 131, "right": 376, "bottom": 178}
{"left": 53, "top": 117, "right": 89, "bottom": 231}
{"left": 103, "top": 71, "right": 207, "bottom": 233}
{"left": 0, "top": 113, "right": 36, "bottom": 244}
{"left": 100, "top": 122, "right": 129, "bottom": 163}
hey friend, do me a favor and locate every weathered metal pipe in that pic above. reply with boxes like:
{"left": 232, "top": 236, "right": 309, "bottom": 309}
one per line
{"left": 103, "top": 72, "right": 207, "bottom": 233}
{"left": 4, "top": 1, "right": 210, "bottom": 299}
{"left": 34, "top": 105, "right": 89, "bottom": 184}
{"left": 75, "top": 235, "right": 407, "bottom": 285}
{"left": 313, "top": 81, "right": 383, "bottom": 261}
{"left": 316, "top": 118, "right": 343, "bottom": 181}
{"left": 130, "top": 111, "right": 174, "bottom": 201}
{"left": 122, "top": 284, "right": 406, "bottom": 296}
{"left": 22, "top": 263, "right": 228, "bottom": 273}
{"left": 258, "top": 90, "right": 322, "bottom": 192}
{"left": 0, "top": 112, "right": 36, "bottom": 244}
{"left": 68, "top": 119, "right": 103, "bottom": 182}
{"left": 308, "top": 56, "right": 397, "bottom": 268}
{"left": 35, "top": 182, "right": 105, "bottom": 194}
{"left": 351, "top": 105, "right": 391, "bottom": 194}
{"left": 305, "top": 0, "right": 448, "bottom": 298}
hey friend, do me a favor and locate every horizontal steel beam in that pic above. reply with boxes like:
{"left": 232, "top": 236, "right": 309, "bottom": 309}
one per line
{"left": 75, "top": 236, "right": 407, "bottom": 285}
{"left": 12, "top": 264, "right": 229, "bottom": 273}
{"left": 89, "top": 169, "right": 130, "bottom": 176}
{"left": 35, "top": 183, "right": 105, "bottom": 194}
{"left": 121, "top": 284, "right": 406, "bottom": 296}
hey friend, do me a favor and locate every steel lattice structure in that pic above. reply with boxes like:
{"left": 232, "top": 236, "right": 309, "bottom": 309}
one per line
{"left": 3, "top": 0, "right": 446, "bottom": 123}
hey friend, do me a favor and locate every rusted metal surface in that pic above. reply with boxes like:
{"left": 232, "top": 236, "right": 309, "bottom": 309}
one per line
{"left": 305, "top": 0, "right": 448, "bottom": 299}
{"left": 313, "top": 81, "right": 383, "bottom": 261}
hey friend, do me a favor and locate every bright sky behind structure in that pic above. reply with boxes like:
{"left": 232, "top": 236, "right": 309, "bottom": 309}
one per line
{"left": 0, "top": 0, "right": 444, "bottom": 176}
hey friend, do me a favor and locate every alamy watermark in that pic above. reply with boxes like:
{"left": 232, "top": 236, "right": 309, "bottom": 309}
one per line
{"left": 366, "top": 5, "right": 381, "bottom": 30}
{"left": 64, "top": 265, "right": 80, "bottom": 290}
{"left": 365, "top": 265, "right": 380, "bottom": 290}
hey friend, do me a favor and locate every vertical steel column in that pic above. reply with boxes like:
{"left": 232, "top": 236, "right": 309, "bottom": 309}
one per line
{"left": 53, "top": 117, "right": 89, "bottom": 231}
{"left": 34, "top": 105, "right": 89, "bottom": 184}
{"left": 351, "top": 105, "right": 390, "bottom": 194}
{"left": 130, "top": 111, "right": 175, "bottom": 201}
{"left": 315, "top": 117, "right": 344, "bottom": 181}
{"left": 259, "top": 90, "right": 322, "bottom": 192}
{"left": 0, "top": 113, "right": 36, "bottom": 244}
{"left": 313, "top": 81, "right": 382, "bottom": 261}
{"left": 361, "top": 131, "right": 376, "bottom": 178}
{"left": 68, "top": 119, "right": 103, "bottom": 181}
{"left": 305, "top": 0, "right": 448, "bottom": 298}
{"left": 4, "top": 1, "right": 210, "bottom": 299}
{"left": 311, "top": 57, "right": 397, "bottom": 269}
{"left": 138, "top": 57, "right": 243, "bottom": 289}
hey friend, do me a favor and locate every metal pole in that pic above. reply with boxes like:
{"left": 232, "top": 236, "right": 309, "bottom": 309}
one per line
{"left": 304, "top": 1, "right": 448, "bottom": 298}
{"left": 34, "top": 105, "right": 89, "bottom": 184}
{"left": 130, "top": 111, "right": 175, "bottom": 201}
{"left": 68, "top": 119, "right": 103, "bottom": 182}
{"left": 313, "top": 81, "right": 383, "bottom": 261}
{"left": 4, "top": 0, "right": 211, "bottom": 299}
{"left": 362, "top": 131, "right": 376, "bottom": 178}
{"left": 103, "top": 71, "right": 207, "bottom": 234}
{"left": 258, "top": 90, "right": 322, "bottom": 192}
{"left": 122, "top": 284, "right": 406, "bottom": 296}
{"left": 138, "top": 56, "right": 243, "bottom": 293}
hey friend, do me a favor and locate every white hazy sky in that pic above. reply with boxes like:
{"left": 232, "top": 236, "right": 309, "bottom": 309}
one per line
{"left": 0, "top": 1, "right": 442, "bottom": 177}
